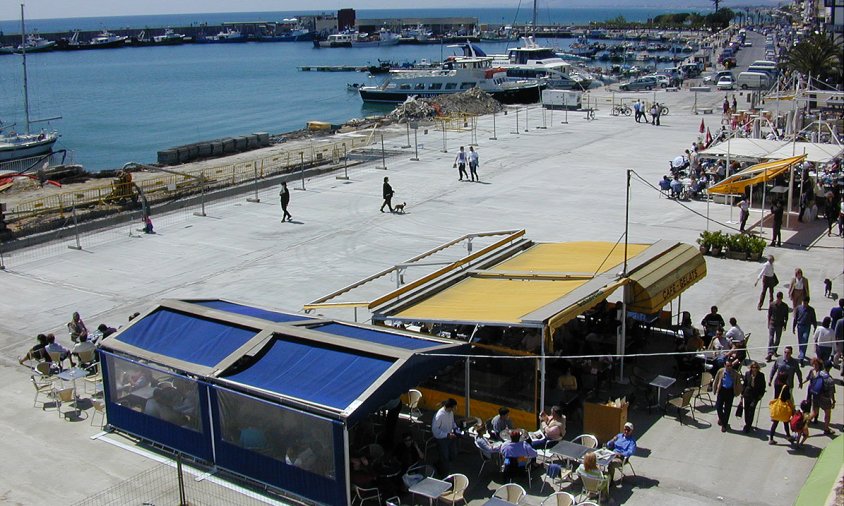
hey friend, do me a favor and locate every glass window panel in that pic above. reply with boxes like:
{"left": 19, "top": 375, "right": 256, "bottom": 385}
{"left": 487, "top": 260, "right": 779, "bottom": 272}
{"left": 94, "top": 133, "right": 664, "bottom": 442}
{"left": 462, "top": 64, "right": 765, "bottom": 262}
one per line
{"left": 216, "top": 388, "right": 336, "bottom": 479}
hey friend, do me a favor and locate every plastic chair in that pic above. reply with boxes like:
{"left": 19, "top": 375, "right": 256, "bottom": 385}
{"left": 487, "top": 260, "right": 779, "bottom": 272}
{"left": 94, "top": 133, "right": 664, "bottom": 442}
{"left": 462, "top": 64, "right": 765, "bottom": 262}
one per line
{"left": 579, "top": 474, "right": 609, "bottom": 504}
{"left": 34, "top": 361, "right": 53, "bottom": 378}
{"left": 48, "top": 351, "right": 67, "bottom": 371}
{"left": 54, "top": 387, "right": 79, "bottom": 420}
{"left": 407, "top": 389, "right": 423, "bottom": 422}
{"left": 571, "top": 434, "right": 599, "bottom": 448}
{"left": 493, "top": 483, "right": 526, "bottom": 504}
{"left": 352, "top": 485, "right": 380, "bottom": 505}
{"left": 90, "top": 399, "right": 106, "bottom": 428}
{"left": 474, "top": 438, "right": 499, "bottom": 477}
{"left": 439, "top": 473, "right": 469, "bottom": 505}
{"left": 540, "top": 491, "right": 576, "bottom": 506}
{"left": 666, "top": 388, "right": 697, "bottom": 424}
{"left": 31, "top": 375, "right": 54, "bottom": 408}
{"left": 692, "top": 371, "right": 714, "bottom": 412}
{"left": 502, "top": 455, "right": 533, "bottom": 487}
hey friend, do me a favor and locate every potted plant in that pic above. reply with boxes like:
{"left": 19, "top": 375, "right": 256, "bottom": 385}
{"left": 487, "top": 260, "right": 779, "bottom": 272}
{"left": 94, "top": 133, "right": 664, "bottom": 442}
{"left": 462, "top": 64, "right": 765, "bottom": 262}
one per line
{"left": 697, "top": 231, "right": 713, "bottom": 255}
{"left": 725, "top": 233, "right": 747, "bottom": 260}
{"left": 709, "top": 230, "right": 726, "bottom": 256}
{"left": 746, "top": 235, "right": 767, "bottom": 261}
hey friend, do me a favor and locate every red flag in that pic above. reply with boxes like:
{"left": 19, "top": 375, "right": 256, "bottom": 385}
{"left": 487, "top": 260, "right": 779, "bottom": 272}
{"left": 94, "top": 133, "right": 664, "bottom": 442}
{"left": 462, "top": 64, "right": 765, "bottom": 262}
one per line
{"left": 699, "top": 118, "right": 705, "bottom": 134}
{"left": 705, "top": 127, "right": 713, "bottom": 146}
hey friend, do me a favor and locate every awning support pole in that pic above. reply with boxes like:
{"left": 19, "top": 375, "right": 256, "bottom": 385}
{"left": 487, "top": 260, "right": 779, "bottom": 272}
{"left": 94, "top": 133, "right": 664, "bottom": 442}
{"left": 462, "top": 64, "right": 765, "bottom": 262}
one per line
{"left": 540, "top": 326, "right": 546, "bottom": 419}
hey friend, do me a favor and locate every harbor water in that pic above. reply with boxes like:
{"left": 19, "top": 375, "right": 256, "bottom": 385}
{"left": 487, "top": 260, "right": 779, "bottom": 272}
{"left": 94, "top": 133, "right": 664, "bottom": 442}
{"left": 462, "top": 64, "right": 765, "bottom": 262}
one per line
{"left": 0, "top": 8, "right": 690, "bottom": 171}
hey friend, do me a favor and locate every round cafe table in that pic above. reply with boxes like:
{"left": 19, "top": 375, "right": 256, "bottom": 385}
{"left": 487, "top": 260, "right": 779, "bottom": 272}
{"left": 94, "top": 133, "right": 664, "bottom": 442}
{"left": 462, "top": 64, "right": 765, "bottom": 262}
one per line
{"left": 498, "top": 428, "right": 528, "bottom": 442}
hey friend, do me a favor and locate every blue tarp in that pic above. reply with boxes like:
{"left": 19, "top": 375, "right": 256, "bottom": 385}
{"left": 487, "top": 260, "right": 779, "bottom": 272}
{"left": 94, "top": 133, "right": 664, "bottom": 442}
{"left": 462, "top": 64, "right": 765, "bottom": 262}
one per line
{"left": 115, "top": 309, "right": 257, "bottom": 367}
{"left": 194, "top": 300, "right": 313, "bottom": 323}
{"left": 312, "top": 323, "right": 436, "bottom": 350}
{"left": 225, "top": 338, "right": 394, "bottom": 410}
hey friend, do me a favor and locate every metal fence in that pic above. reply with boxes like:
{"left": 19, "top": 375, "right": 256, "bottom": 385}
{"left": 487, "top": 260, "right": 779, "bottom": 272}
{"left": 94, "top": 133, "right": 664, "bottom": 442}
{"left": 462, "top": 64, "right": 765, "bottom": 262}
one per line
{"left": 71, "top": 457, "right": 291, "bottom": 506}
{"left": 5, "top": 133, "right": 377, "bottom": 231}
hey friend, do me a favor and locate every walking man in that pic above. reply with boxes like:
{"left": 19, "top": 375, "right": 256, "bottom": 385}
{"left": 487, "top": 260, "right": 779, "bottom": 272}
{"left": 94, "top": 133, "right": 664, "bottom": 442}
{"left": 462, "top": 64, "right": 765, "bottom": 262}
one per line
{"left": 380, "top": 176, "right": 394, "bottom": 213}
{"left": 454, "top": 146, "right": 468, "bottom": 181}
{"left": 754, "top": 255, "right": 777, "bottom": 310}
{"left": 279, "top": 182, "right": 292, "bottom": 222}
{"left": 767, "top": 292, "right": 789, "bottom": 361}
{"left": 468, "top": 146, "right": 479, "bottom": 182}
{"left": 770, "top": 198, "right": 784, "bottom": 246}
{"left": 432, "top": 398, "right": 459, "bottom": 475}
{"left": 768, "top": 346, "right": 803, "bottom": 390}
{"left": 713, "top": 359, "right": 742, "bottom": 432}
{"left": 649, "top": 103, "right": 658, "bottom": 125}
{"left": 633, "top": 100, "right": 641, "bottom": 123}
{"left": 793, "top": 297, "right": 817, "bottom": 365}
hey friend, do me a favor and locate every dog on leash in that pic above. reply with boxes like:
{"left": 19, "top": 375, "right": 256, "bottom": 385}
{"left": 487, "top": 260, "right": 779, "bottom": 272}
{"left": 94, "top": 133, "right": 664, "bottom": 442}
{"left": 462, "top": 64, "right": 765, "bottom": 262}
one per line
{"left": 393, "top": 202, "right": 407, "bottom": 214}
{"left": 824, "top": 278, "right": 832, "bottom": 298}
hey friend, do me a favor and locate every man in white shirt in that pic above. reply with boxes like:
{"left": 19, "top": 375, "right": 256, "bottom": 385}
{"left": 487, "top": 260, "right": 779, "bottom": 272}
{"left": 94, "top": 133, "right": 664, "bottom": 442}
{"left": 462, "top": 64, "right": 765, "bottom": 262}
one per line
{"left": 432, "top": 398, "right": 459, "bottom": 475}
{"left": 72, "top": 334, "right": 96, "bottom": 365}
{"left": 724, "top": 317, "right": 746, "bottom": 344}
{"left": 45, "top": 333, "right": 74, "bottom": 367}
{"left": 754, "top": 254, "right": 777, "bottom": 310}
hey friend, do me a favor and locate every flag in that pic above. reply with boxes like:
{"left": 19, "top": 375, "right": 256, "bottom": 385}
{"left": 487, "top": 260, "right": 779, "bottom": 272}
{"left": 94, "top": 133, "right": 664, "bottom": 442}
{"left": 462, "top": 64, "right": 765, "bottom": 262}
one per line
{"left": 705, "top": 127, "right": 712, "bottom": 146}
{"left": 699, "top": 118, "right": 705, "bottom": 133}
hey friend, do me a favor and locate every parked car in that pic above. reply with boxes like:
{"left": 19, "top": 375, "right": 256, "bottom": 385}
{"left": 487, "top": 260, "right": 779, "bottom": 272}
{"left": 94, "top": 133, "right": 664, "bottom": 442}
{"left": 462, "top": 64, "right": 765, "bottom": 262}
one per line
{"left": 619, "top": 76, "right": 658, "bottom": 91}
{"left": 743, "top": 41, "right": 753, "bottom": 47}
{"left": 647, "top": 74, "right": 671, "bottom": 88}
{"left": 716, "top": 75, "right": 735, "bottom": 90}
{"left": 704, "top": 70, "right": 733, "bottom": 83}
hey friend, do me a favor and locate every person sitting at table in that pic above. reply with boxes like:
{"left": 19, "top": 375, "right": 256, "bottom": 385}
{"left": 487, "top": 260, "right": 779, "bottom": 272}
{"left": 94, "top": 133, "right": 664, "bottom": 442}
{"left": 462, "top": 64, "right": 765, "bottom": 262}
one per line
{"left": 71, "top": 334, "right": 96, "bottom": 363}
{"left": 474, "top": 423, "right": 502, "bottom": 454}
{"left": 501, "top": 430, "right": 538, "bottom": 479}
{"left": 67, "top": 311, "right": 88, "bottom": 343}
{"left": 491, "top": 407, "right": 515, "bottom": 437}
{"left": 700, "top": 306, "right": 726, "bottom": 346}
{"left": 605, "top": 422, "right": 637, "bottom": 483}
{"left": 574, "top": 451, "right": 605, "bottom": 482}
{"left": 670, "top": 174, "right": 684, "bottom": 199}
{"left": 45, "top": 333, "right": 74, "bottom": 367}
{"left": 19, "top": 333, "right": 51, "bottom": 365}
{"left": 725, "top": 317, "right": 746, "bottom": 345}
{"left": 530, "top": 405, "right": 566, "bottom": 449}
{"left": 96, "top": 323, "right": 118, "bottom": 341}
{"left": 144, "top": 385, "right": 188, "bottom": 426}
{"left": 658, "top": 175, "right": 671, "bottom": 193}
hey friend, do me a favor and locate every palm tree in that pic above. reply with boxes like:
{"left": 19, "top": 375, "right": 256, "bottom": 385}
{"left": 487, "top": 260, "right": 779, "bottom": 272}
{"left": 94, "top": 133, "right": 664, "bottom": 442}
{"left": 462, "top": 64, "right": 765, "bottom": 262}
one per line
{"left": 783, "top": 33, "right": 843, "bottom": 84}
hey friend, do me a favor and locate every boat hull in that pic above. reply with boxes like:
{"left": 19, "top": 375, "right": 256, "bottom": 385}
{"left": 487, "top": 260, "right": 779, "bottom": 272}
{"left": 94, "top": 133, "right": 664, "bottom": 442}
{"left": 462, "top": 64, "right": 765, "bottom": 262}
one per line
{"left": 359, "top": 84, "right": 542, "bottom": 105}
{"left": 0, "top": 133, "right": 57, "bottom": 162}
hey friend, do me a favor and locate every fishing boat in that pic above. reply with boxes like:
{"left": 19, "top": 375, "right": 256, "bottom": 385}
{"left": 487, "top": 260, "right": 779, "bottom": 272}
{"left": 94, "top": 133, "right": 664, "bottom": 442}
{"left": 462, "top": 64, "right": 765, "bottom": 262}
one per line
{"left": 195, "top": 29, "right": 247, "bottom": 44}
{"left": 0, "top": 33, "right": 56, "bottom": 54}
{"left": 88, "top": 30, "right": 130, "bottom": 48}
{"left": 314, "top": 28, "right": 400, "bottom": 48}
{"left": 357, "top": 50, "right": 542, "bottom": 104}
{"left": 0, "top": 5, "right": 58, "bottom": 162}
{"left": 256, "top": 19, "right": 313, "bottom": 42}
{"left": 152, "top": 28, "right": 187, "bottom": 45}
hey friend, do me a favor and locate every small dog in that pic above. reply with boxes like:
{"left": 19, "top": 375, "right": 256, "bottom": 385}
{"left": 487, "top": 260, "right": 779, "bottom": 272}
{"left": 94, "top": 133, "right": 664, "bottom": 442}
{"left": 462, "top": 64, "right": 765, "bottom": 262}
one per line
{"left": 393, "top": 202, "right": 407, "bottom": 214}
{"left": 824, "top": 278, "right": 832, "bottom": 298}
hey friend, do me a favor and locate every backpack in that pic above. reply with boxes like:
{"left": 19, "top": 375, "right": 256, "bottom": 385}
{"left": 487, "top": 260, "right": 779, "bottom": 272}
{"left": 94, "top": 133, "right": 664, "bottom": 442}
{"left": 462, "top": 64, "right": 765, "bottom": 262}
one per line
{"left": 809, "top": 374, "right": 825, "bottom": 395}
{"left": 789, "top": 411, "right": 804, "bottom": 432}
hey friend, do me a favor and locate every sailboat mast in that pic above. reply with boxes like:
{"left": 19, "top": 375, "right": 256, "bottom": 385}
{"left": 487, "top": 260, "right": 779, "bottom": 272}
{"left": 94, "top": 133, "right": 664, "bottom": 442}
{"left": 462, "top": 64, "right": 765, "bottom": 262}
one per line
{"left": 533, "top": 0, "right": 537, "bottom": 35}
{"left": 20, "top": 3, "right": 31, "bottom": 134}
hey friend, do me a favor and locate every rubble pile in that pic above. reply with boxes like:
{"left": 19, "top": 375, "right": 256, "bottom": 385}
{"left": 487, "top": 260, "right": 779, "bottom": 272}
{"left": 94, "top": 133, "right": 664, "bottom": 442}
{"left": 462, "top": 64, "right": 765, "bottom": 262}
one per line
{"left": 389, "top": 88, "right": 504, "bottom": 122}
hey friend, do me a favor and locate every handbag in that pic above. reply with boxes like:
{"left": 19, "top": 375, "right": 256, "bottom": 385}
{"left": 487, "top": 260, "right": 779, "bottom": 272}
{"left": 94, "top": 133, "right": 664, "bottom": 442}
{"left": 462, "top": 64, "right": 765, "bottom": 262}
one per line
{"left": 735, "top": 400, "right": 744, "bottom": 418}
{"left": 771, "top": 273, "right": 779, "bottom": 286}
{"left": 768, "top": 385, "right": 793, "bottom": 422}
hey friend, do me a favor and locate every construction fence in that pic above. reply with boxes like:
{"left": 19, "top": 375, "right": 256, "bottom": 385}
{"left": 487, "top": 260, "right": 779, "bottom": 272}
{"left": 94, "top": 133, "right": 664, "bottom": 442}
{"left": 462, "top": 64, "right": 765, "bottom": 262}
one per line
{"left": 4, "top": 132, "right": 378, "bottom": 234}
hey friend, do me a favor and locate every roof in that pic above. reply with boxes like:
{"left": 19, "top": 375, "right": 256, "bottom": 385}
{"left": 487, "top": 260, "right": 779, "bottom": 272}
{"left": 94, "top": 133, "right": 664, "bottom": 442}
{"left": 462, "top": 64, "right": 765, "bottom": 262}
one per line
{"left": 700, "top": 139, "right": 842, "bottom": 164}
{"left": 100, "top": 299, "right": 467, "bottom": 423}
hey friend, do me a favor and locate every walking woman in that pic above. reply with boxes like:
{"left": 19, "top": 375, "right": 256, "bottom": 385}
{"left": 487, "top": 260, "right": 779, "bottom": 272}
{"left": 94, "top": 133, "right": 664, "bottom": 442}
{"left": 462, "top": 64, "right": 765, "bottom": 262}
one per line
{"left": 788, "top": 268, "right": 809, "bottom": 310}
{"left": 740, "top": 361, "right": 766, "bottom": 433}
{"left": 768, "top": 370, "right": 794, "bottom": 445}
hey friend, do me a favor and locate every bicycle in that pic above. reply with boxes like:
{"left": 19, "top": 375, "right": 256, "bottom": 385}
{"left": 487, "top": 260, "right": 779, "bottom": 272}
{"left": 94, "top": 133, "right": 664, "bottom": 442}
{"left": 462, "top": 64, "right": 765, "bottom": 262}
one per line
{"left": 660, "top": 106, "right": 670, "bottom": 116}
{"left": 611, "top": 104, "right": 632, "bottom": 116}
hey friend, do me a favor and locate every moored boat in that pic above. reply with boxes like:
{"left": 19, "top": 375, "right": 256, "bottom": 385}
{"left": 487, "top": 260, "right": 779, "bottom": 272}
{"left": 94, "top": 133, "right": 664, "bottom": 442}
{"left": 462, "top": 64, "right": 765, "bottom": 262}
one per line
{"left": 195, "top": 29, "right": 247, "bottom": 44}
{"left": 490, "top": 37, "right": 592, "bottom": 91}
{"left": 358, "top": 52, "right": 542, "bottom": 104}
{"left": 314, "top": 28, "right": 400, "bottom": 48}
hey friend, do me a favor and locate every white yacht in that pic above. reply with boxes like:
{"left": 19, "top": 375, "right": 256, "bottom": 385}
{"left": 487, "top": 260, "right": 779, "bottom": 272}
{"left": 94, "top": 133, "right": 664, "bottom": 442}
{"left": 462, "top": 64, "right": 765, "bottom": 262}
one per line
{"left": 491, "top": 37, "right": 592, "bottom": 90}
{"left": 358, "top": 53, "right": 542, "bottom": 104}
{"left": 314, "top": 28, "right": 400, "bottom": 48}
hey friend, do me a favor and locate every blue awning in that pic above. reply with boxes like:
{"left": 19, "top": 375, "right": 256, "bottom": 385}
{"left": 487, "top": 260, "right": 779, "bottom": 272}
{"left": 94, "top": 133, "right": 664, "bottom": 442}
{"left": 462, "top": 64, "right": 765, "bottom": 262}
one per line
{"left": 310, "top": 323, "right": 439, "bottom": 350}
{"left": 194, "top": 300, "right": 313, "bottom": 323}
{"left": 224, "top": 338, "right": 394, "bottom": 411}
{"left": 113, "top": 309, "right": 258, "bottom": 368}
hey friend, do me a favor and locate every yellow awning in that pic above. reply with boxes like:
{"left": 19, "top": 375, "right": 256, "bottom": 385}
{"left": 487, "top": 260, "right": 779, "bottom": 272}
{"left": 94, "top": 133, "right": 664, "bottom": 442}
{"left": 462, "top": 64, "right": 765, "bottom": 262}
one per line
{"left": 546, "top": 279, "right": 628, "bottom": 335}
{"left": 626, "top": 243, "right": 707, "bottom": 314}
{"left": 491, "top": 242, "right": 649, "bottom": 274}
{"left": 707, "top": 155, "right": 806, "bottom": 195}
{"left": 393, "top": 277, "right": 588, "bottom": 325}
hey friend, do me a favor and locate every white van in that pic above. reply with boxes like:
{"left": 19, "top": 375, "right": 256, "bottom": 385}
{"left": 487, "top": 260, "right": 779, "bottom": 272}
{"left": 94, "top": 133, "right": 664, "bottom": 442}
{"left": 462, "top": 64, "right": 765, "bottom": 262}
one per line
{"left": 751, "top": 60, "right": 777, "bottom": 67}
{"left": 737, "top": 71, "right": 771, "bottom": 90}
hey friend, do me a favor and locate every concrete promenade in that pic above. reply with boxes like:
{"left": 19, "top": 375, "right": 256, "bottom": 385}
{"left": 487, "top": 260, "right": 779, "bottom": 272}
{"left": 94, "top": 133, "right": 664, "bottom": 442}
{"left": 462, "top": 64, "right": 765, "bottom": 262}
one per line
{"left": 1, "top": 77, "right": 842, "bottom": 504}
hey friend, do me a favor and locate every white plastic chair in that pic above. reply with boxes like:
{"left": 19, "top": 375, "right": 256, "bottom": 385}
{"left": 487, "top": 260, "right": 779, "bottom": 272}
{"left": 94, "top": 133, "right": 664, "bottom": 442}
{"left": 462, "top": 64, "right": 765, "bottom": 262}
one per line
{"left": 439, "top": 473, "right": 469, "bottom": 505}
{"left": 407, "top": 389, "right": 423, "bottom": 422}
{"left": 493, "top": 483, "right": 526, "bottom": 504}
{"left": 540, "top": 491, "right": 576, "bottom": 506}
{"left": 572, "top": 434, "right": 599, "bottom": 448}
{"left": 579, "top": 474, "right": 609, "bottom": 504}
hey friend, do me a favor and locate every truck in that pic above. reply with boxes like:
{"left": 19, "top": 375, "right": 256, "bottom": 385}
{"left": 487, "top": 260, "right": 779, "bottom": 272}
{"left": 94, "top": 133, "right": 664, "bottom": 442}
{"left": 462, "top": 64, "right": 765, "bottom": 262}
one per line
{"left": 542, "top": 89, "right": 582, "bottom": 110}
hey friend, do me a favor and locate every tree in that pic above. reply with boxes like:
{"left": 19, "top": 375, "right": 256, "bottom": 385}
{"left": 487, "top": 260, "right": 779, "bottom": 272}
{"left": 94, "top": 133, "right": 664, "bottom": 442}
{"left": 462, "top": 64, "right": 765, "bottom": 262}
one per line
{"left": 783, "top": 33, "right": 843, "bottom": 85}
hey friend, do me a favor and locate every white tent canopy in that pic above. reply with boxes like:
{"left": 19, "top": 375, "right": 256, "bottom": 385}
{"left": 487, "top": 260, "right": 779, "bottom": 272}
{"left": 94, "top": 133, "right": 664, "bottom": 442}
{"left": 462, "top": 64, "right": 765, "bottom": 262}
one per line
{"left": 700, "top": 139, "right": 843, "bottom": 164}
